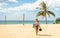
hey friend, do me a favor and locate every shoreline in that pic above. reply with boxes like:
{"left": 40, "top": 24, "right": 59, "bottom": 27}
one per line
{"left": 0, "top": 24, "right": 60, "bottom": 25}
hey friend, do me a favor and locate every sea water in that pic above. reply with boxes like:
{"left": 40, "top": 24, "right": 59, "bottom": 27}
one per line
{"left": 0, "top": 20, "right": 54, "bottom": 24}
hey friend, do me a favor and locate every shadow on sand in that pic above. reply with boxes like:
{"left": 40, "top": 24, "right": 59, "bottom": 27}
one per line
{"left": 37, "top": 34, "right": 52, "bottom": 36}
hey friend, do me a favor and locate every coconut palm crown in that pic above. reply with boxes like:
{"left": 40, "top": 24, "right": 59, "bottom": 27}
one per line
{"left": 36, "top": 2, "right": 55, "bottom": 24}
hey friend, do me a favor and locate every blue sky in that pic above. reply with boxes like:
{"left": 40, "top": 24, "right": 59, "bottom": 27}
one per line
{"left": 0, "top": 0, "right": 60, "bottom": 21}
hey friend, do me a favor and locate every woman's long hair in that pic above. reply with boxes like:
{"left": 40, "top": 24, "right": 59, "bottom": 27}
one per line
{"left": 35, "top": 19, "right": 39, "bottom": 23}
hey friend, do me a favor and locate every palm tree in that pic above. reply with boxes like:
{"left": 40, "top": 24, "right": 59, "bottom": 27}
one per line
{"left": 36, "top": 2, "right": 55, "bottom": 24}
{"left": 54, "top": 18, "right": 60, "bottom": 24}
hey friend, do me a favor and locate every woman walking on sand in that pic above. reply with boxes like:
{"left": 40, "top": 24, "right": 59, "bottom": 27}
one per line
{"left": 34, "top": 18, "right": 39, "bottom": 35}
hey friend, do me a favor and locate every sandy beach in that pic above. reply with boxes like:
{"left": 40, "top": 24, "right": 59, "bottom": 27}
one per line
{"left": 0, "top": 24, "right": 60, "bottom": 38}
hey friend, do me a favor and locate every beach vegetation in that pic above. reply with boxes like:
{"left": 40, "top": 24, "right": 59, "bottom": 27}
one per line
{"left": 54, "top": 18, "right": 60, "bottom": 24}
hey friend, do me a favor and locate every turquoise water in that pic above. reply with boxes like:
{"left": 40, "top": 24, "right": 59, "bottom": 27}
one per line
{"left": 0, "top": 21, "right": 54, "bottom": 24}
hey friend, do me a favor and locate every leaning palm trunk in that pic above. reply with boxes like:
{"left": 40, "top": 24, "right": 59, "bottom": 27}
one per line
{"left": 45, "top": 15, "right": 47, "bottom": 24}
{"left": 42, "top": 2, "right": 47, "bottom": 24}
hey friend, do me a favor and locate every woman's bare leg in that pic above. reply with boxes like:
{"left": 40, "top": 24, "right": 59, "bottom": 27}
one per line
{"left": 36, "top": 28, "right": 38, "bottom": 35}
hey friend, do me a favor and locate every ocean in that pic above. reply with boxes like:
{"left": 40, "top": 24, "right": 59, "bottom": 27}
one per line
{"left": 0, "top": 20, "right": 54, "bottom": 24}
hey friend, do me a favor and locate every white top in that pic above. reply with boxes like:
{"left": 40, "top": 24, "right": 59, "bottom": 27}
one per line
{"left": 35, "top": 22, "right": 39, "bottom": 26}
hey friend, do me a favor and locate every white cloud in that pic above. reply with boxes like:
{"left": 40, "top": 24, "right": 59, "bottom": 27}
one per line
{"left": 35, "top": 0, "right": 60, "bottom": 7}
{"left": 0, "top": 0, "right": 60, "bottom": 13}
{"left": 0, "top": 8, "right": 7, "bottom": 13}
{"left": 4, "top": 3, "right": 38, "bottom": 13}
{"left": 0, "top": 3, "right": 8, "bottom": 6}
{"left": 8, "top": 0, "right": 18, "bottom": 3}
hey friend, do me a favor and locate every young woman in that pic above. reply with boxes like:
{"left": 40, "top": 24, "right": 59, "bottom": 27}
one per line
{"left": 35, "top": 18, "right": 39, "bottom": 35}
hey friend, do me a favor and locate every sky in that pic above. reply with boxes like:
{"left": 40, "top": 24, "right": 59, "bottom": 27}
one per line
{"left": 0, "top": 0, "right": 60, "bottom": 21}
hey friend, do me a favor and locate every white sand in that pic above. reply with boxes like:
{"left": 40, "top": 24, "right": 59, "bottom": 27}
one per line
{"left": 0, "top": 24, "right": 60, "bottom": 38}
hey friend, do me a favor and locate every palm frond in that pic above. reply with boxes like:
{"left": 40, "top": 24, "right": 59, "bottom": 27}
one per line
{"left": 47, "top": 11, "right": 55, "bottom": 17}
{"left": 47, "top": 12, "right": 50, "bottom": 17}
{"left": 41, "top": 2, "right": 46, "bottom": 11}
{"left": 41, "top": 2, "right": 47, "bottom": 16}
{"left": 36, "top": 11, "right": 44, "bottom": 17}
